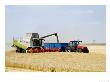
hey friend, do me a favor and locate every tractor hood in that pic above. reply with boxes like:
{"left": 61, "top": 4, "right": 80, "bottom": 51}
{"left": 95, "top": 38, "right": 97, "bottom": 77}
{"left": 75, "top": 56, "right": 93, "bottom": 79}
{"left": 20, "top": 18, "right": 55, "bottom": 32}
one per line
{"left": 77, "top": 44, "right": 87, "bottom": 49}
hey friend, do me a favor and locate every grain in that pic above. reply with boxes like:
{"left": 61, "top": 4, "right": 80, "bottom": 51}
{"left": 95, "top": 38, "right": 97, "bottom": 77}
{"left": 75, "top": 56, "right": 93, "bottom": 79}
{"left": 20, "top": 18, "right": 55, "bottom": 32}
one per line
{"left": 5, "top": 45, "right": 106, "bottom": 72}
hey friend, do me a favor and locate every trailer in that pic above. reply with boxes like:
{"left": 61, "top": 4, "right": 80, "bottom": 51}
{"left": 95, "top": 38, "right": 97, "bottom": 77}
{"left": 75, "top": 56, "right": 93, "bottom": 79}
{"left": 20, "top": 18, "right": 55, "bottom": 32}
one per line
{"left": 44, "top": 43, "right": 68, "bottom": 52}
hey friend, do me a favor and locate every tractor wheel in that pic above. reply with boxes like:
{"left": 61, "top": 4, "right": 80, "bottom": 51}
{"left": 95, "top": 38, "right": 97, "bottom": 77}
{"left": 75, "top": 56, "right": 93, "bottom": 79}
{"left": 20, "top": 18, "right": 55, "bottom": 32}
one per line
{"left": 77, "top": 48, "right": 82, "bottom": 52}
{"left": 65, "top": 47, "right": 71, "bottom": 52}
{"left": 71, "top": 47, "right": 76, "bottom": 52}
{"left": 83, "top": 47, "right": 89, "bottom": 53}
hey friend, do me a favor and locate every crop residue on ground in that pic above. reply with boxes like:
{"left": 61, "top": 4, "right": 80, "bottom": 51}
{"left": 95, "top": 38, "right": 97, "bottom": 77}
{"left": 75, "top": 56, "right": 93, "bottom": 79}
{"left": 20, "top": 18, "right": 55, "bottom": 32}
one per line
{"left": 5, "top": 45, "right": 106, "bottom": 72}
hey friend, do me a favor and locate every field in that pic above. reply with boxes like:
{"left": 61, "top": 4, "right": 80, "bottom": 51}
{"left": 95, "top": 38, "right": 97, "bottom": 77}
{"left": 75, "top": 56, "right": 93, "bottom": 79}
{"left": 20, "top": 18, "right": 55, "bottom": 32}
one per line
{"left": 5, "top": 45, "right": 106, "bottom": 72}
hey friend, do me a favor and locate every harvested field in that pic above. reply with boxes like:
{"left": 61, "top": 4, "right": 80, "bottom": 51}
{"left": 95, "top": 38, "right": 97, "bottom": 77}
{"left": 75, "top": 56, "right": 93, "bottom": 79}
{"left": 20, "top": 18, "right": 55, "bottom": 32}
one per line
{"left": 5, "top": 45, "right": 106, "bottom": 72}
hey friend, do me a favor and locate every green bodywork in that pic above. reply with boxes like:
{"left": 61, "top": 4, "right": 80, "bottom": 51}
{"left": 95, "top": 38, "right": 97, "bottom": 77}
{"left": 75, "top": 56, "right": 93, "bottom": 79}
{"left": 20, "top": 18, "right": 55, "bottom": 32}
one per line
{"left": 13, "top": 40, "right": 28, "bottom": 50}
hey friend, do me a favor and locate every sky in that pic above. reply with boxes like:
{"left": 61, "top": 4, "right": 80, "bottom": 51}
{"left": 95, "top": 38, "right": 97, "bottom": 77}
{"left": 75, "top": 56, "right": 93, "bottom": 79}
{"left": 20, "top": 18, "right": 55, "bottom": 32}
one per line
{"left": 5, "top": 5, "right": 106, "bottom": 43}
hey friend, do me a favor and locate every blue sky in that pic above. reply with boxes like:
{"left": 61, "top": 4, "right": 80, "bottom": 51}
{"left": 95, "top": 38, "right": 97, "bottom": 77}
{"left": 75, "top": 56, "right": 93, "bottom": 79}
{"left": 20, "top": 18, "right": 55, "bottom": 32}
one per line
{"left": 5, "top": 5, "right": 106, "bottom": 43}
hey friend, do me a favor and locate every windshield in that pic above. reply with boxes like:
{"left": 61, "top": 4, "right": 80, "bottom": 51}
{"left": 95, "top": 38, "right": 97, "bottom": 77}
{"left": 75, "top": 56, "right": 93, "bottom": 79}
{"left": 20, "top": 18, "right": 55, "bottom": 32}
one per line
{"left": 69, "top": 41, "right": 79, "bottom": 46}
{"left": 73, "top": 41, "right": 79, "bottom": 46}
{"left": 33, "top": 39, "right": 42, "bottom": 47}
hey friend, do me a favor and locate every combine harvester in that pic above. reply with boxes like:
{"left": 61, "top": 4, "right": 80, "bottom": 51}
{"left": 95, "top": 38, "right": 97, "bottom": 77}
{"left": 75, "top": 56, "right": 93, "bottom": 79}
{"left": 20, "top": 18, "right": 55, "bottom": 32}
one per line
{"left": 12, "top": 33, "right": 89, "bottom": 53}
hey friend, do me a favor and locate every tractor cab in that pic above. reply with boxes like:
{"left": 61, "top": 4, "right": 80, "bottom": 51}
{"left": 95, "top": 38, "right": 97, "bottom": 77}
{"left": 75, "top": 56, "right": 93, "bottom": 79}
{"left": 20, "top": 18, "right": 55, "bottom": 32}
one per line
{"left": 65, "top": 40, "right": 89, "bottom": 53}
{"left": 68, "top": 40, "right": 82, "bottom": 47}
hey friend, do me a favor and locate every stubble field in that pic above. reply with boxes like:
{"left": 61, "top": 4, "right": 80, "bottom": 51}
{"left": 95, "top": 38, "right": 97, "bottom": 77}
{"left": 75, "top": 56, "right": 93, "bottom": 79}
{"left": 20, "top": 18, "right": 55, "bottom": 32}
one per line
{"left": 5, "top": 45, "right": 106, "bottom": 72}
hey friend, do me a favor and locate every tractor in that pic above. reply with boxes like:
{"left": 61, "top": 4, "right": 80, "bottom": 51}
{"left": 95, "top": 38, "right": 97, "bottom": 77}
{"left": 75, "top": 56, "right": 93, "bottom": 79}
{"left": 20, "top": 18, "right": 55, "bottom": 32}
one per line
{"left": 65, "top": 41, "right": 89, "bottom": 53}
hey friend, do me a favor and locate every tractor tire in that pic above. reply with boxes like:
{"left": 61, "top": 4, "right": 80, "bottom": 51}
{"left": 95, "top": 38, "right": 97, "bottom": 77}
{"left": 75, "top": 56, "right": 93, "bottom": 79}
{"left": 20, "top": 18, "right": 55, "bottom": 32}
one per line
{"left": 65, "top": 47, "right": 71, "bottom": 52}
{"left": 71, "top": 47, "right": 76, "bottom": 52}
{"left": 77, "top": 48, "right": 82, "bottom": 52}
{"left": 83, "top": 47, "right": 89, "bottom": 53}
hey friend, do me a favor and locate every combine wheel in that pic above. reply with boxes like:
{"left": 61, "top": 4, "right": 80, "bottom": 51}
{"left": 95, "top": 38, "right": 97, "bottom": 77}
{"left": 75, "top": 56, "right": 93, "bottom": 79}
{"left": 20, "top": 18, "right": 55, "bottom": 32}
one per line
{"left": 22, "top": 49, "right": 26, "bottom": 53}
{"left": 16, "top": 47, "right": 21, "bottom": 53}
{"left": 15, "top": 47, "right": 18, "bottom": 52}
